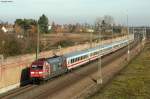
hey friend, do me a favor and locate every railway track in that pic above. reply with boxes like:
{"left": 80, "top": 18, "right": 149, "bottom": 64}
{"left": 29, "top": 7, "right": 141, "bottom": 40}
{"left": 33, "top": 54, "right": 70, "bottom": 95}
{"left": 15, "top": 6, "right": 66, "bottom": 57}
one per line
{"left": 34, "top": 40, "right": 139, "bottom": 99}
{"left": 0, "top": 39, "right": 139, "bottom": 99}
{"left": 0, "top": 85, "right": 37, "bottom": 99}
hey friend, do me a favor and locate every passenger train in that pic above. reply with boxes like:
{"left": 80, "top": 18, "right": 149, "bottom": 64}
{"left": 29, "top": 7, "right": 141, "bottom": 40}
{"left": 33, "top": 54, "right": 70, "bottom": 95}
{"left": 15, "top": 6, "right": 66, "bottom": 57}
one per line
{"left": 30, "top": 34, "right": 134, "bottom": 82}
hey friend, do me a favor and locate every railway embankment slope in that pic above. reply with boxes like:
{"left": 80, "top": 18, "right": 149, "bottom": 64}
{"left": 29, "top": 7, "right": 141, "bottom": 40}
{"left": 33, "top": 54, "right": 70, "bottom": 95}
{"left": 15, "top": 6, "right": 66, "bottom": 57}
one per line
{"left": 88, "top": 42, "right": 150, "bottom": 99}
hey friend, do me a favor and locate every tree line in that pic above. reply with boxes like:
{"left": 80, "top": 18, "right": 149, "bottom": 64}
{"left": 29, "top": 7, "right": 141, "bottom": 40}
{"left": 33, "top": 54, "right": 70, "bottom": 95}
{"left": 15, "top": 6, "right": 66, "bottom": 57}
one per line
{"left": 0, "top": 14, "right": 125, "bottom": 58}
{"left": 14, "top": 14, "right": 123, "bottom": 34}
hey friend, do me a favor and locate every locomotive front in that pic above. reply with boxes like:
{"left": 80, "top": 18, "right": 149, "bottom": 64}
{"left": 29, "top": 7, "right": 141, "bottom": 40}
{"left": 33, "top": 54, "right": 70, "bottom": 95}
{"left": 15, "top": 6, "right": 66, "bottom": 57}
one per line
{"left": 30, "top": 58, "right": 49, "bottom": 82}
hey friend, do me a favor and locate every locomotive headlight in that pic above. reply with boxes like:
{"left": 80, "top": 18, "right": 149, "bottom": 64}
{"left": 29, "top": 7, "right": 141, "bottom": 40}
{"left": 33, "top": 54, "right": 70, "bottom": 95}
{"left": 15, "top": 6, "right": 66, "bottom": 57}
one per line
{"left": 31, "top": 72, "right": 34, "bottom": 74}
{"left": 39, "top": 71, "right": 43, "bottom": 74}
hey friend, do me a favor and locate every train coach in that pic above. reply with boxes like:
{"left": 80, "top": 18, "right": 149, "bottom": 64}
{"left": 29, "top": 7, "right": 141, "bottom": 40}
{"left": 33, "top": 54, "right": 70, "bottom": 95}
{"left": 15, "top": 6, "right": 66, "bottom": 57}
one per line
{"left": 30, "top": 34, "right": 134, "bottom": 82}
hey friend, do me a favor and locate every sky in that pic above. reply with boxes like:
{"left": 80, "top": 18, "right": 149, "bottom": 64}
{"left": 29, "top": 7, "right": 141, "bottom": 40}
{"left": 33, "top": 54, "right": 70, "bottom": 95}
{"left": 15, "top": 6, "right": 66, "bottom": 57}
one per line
{"left": 0, "top": 0, "right": 150, "bottom": 26}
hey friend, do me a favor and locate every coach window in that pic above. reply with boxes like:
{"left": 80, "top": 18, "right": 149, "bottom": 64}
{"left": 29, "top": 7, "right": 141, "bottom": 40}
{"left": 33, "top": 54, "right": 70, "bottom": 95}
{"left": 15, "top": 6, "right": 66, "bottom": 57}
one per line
{"left": 71, "top": 59, "right": 74, "bottom": 63}
{"left": 70, "top": 59, "right": 72, "bottom": 63}
{"left": 96, "top": 52, "right": 98, "bottom": 55}
{"left": 69, "top": 60, "right": 71, "bottom": 64}
{"left": 82, "top": 56, "right": 84, "bottom": 59}
{"left": 93, "top": 52, "right": 95, "bottom": 55}
{"left": 95, "top": 52, "right": 97, "bottom": 55}
{"left": 73, "top": 59, "right": 75, "bottom": 63}
{"left": 83, "top": 56, "right": 85, "bottom": 59}
{"left": 86, "top": 55, "right": 88, "bottom": 58}
{"left": 85, "top": 55, "right": 87, "bottom": 58}
{"left": 74, "top": 58, "right": 76, "bottom": 62}
{"left": 90, "top": 53, "right": 92, "bottom": 56}
{"left": 75, "top": 58, "right": 77, "bottom": 62}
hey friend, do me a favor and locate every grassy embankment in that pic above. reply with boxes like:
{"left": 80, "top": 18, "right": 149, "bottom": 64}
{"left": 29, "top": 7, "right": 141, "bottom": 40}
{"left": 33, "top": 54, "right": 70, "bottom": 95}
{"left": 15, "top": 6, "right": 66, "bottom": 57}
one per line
{"left": 89, "top": 42, "right": 150, "bottom": 99}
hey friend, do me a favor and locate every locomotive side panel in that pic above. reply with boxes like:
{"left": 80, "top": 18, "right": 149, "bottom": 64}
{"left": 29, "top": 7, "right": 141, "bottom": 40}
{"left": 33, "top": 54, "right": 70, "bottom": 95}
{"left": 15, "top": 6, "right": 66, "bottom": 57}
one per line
{"left": 46, "top": 56, "right": 67, "bottom": 79}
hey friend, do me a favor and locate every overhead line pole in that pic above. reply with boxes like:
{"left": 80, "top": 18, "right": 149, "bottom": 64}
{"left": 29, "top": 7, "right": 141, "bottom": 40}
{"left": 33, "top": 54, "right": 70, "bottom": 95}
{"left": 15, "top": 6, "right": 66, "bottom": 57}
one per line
{"left": 112, "top": 24, "right": 114, "bottom": 50}
{"left": 90, "top": 31, "right": 93, "bottom": 48}
{"left": 127, "top": 12, "right": 130, "bottom": 61}
{"left": 36, "top": 23, "right": 40, "bottom": 60}
{"left": 97, "top": 25, "right": 103, "bottom": 84}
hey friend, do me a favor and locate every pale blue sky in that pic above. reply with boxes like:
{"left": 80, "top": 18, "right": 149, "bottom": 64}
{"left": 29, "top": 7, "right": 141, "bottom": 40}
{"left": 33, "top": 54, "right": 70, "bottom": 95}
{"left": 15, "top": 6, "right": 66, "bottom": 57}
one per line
{"left": 0, "top": 0, "right": 150, "bottom": 25}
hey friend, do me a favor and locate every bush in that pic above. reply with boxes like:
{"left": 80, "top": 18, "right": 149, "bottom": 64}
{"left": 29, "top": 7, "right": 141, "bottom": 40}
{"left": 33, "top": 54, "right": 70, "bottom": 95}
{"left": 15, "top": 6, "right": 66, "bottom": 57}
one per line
{"left": 0, "top": 33, "right": 21, "bottom": 57}
{"left": 4, "top": 37, "right": 22, "bottom": 56}
{"left": 54, "top": 40, "right": 74, "bottom": 48}
{"left": 0, "top": 32, "right": 37, "bottom": 58}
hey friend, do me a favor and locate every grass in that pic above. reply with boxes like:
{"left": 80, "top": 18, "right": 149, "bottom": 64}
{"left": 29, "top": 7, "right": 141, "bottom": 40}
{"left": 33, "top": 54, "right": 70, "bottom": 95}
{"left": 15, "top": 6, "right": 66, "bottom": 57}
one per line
{"left": 89, "top": 43, "right": 150, "bottom": 99}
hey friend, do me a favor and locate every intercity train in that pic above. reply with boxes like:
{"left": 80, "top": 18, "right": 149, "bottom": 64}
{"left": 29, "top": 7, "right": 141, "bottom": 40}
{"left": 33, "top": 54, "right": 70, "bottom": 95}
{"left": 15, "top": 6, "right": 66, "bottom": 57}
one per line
{"left": 30, "top": 34, "right": 134, "bottom": 82}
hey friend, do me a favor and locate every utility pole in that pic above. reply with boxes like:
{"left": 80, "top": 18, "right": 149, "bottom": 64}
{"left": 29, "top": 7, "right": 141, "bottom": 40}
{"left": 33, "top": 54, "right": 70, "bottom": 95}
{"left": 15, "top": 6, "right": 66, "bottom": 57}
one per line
{"left": 144, "top": 27, "right": 146, "bottom": 41}
{"left": 36, "top": 23, "right": 40, "bottom": 60}
{"left": 142, "top": 27, "right": 146, "bottom": 46}
{"left": 90, "top": 31, "right": 93, "bottom": 48}
{"left": 97, "top": 25, "right": 103, "bottom": 84}
{"left": 0, "top": 55, "right": 4, "bottom": 66}
{"left": 132, "top": 27, "right": 135, "bottom": 41}
{"left": 127, "top": 13, "right": 130, "bottom": 61}
{"left": 112, "top": 24, "right": 114, "bottom": 50}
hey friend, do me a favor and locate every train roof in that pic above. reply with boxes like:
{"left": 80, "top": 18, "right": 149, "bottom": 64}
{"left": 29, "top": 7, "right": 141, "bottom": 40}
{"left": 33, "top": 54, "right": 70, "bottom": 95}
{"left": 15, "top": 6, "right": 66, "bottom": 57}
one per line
{"left": 46, "top": 56, "right": 63, "bottom": 64}
{"left": 32, "top": 58, "right": 46, "bottom": 66}
{"left": 32, "top": 39, "right": 129, "bottom": 64}
{"left": 64, "top": 39, "right": 128, "bottom": 58}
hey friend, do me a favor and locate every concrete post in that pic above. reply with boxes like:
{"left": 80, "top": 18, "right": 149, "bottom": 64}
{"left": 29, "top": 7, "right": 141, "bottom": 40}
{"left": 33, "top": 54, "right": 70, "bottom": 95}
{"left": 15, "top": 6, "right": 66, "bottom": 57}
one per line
{"left": 0, "top": 55, "right": 4, "bottom": 65}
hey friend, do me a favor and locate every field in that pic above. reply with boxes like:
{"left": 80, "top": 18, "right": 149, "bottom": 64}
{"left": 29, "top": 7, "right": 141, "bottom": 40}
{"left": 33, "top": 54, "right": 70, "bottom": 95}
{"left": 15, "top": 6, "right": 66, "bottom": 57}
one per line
{"left": 89, "top": 42, "right": 150, "bottom": 99}
{"left": 40, "top": 32, "right": 124, "bottom": 50}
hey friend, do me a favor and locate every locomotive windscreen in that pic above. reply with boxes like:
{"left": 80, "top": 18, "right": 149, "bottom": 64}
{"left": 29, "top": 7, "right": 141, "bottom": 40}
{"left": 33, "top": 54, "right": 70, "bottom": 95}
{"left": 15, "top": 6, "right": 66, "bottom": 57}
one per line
{"left": 31, "top": 65, "right": 43, "bottom": 70}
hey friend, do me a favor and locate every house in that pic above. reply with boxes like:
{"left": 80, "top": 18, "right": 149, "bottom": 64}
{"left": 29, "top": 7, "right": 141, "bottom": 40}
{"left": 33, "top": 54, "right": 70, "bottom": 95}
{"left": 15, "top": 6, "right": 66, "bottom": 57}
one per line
{"left": 1, "top": 24, "right": 14, "bottom": 33}
{"left": 1, "top": 26, "right": 7, "bottom": 32}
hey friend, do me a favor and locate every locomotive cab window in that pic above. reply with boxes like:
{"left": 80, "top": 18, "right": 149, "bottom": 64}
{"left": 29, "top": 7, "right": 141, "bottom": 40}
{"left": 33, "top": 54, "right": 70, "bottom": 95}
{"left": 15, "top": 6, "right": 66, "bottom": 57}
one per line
{"left": 31, "top": 65, "right": 43, "bottom": 70}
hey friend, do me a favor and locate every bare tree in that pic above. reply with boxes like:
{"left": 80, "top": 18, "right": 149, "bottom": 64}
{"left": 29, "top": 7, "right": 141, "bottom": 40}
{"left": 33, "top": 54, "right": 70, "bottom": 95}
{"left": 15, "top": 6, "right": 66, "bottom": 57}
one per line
{"left": 94, "top": 15, "right": 114, "bottom": 33}
{"left": 94, "top": 17, "right": 103, "bottom": 33}
{"left": 103, "top": 15, "right": 114, "bottom": 26}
